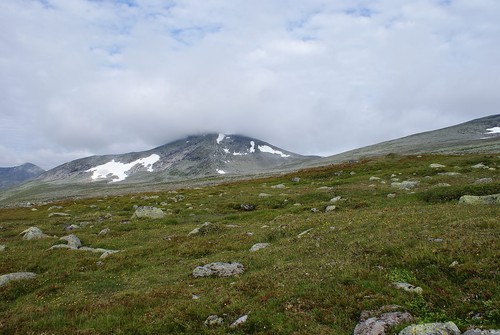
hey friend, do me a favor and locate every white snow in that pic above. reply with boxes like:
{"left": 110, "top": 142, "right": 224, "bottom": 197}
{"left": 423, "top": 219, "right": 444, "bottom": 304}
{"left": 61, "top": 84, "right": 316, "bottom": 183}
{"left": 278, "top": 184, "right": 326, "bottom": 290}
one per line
{"left": 258, "top": 145, "right": 290, "bottom": 158}
{"left": 233, "top": 151, "right": 246, "bottom": 156}
{"left": 216, "top": 169, "right": 226, "bottom": 174}
{"left": 249, "top": 141, "right": 255, "bottom": 153}
{"left": 87, "top": 154, "right": 160, "bottom": 183}
{"left": 223, "top": 148, "right": 230, "bottom": 154}
{"left": 216, "top": 133, "right": 226, "bottom": 144}
{"left": 485, "top": 127, "right": 500, "bottom": 134}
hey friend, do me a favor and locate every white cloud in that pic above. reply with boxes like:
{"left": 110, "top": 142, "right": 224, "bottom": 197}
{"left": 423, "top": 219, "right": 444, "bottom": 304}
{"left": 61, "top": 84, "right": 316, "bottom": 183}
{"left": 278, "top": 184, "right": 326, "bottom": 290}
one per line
{"left": 1, "top": 0, "right": 499, "bottom": 169}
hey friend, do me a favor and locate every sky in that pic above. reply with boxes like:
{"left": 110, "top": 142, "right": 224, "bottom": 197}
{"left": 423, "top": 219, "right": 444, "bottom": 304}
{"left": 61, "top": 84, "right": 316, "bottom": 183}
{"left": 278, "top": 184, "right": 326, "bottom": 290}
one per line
{"left": 1, "top": 0, "right": 499, "bottom": 169}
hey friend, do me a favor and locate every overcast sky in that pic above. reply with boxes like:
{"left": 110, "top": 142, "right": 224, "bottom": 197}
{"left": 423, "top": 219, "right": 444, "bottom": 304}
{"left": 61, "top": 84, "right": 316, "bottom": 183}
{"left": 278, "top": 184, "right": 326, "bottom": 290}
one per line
{"left": 1, "top": 0, "right": 499, "bottom": 169}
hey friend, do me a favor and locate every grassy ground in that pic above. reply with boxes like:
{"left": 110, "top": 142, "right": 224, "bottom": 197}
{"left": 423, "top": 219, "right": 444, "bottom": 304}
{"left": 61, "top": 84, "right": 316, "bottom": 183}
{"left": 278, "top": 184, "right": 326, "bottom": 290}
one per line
{"left": 0, "top": 154, "right": 499, "bottom": 334}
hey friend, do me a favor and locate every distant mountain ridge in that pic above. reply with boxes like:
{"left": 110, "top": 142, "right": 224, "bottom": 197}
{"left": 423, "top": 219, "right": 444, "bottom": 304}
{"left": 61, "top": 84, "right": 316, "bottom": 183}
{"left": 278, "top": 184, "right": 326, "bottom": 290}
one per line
{"left": 0, "top": 163, "right": 45, "bottom": 189}
{"left": 37, "top": 133, "right": 319, "bottom": 184}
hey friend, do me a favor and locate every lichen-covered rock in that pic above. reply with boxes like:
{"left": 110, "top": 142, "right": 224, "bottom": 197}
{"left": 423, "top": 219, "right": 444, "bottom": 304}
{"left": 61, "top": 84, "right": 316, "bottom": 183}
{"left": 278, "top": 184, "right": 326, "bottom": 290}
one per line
{"left": 193, "top": 262, "right": 245, "bottom": 277}
{"left": 393, "top": 282, "right": 423, "bottom": 294}
{"left": 0, "top": 272, "right": 37, "bottom": 287}
{"left": 20, "top": 227, "right": 49, "bottom": 240}
{"left": 463, "top": 329, "right": 500, "bottom": 335}
{"left": 399, "top": 321, "right": 460, "bottom": 335}
{"left": 459, "top": 194, "right": 500, "bottom": 205}
{"left": 131, "top": 206, "right": 166, "bottom": 219}
{"left": 204, "top": 315, "right": 223, "bottom": 326}
{"left": 188, "top": 222, "right": 221, "bottom": 236}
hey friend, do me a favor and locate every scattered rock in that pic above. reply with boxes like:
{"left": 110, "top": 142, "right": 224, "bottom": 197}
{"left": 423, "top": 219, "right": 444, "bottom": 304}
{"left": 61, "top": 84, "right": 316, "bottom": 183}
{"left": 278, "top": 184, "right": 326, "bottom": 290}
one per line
{"left": 98, "top": 228, "right": 110, "bottom": 236}
{"left": 399, "top": 321, "right": 460, "bottom": 335}
{"left": 350, "top": 171, "right": 356, "bottom": 175}
{"left": 428, "top": 237, "right": 444, "bottom": 243}
{"left": 64, "top": 224, "right": 80, "bottom": 231}
{"left": 449, "top": 261, "right": 459, "bottom": 267}
{"left": 188, "top": 222, "right": 221, "bottom": 236}
{"left": 291, "top": 177, "right": 301, "bottom": 182}
{"left": 325, "top": 205, "right": 337, "bottom": 212}
{"left": 459, "top": 194, "right": 500, "bottom": 205}
{"left": 330, "top": 196, "right": 342, "bottom": 203}
{"left": 193, "top": 262, "right": 245, "bottom": 278}
{"left": 0, "top": 272, "right": 37, "bottom": 287}
{"left": 131, "top": 206, "right": 166, "bottom": 219}
{"left": 433, "top": 183, "right": 451, "bottom": 188}
{"left": 204, "top": 315, "right": 224, "bottom": 326}
{"left": 474, "top": 178, "right": 493, "bottom": 184}
{"left": 0, "top": 244, "right": 6, "bottom": 251}
{"left": 369, "top": 176, "right": 381, "bottom": 181}
{"left": 259, "top": 193, "right": 271, "bottom": 197}
{"left": 354, "top": 305, "right": 413, "bottom": 335}
{"left": 471, "top": 163, "right": 489, "bottom": 169}
{"left": 297, "top": 228, "right": 314, "bottom": 238}
{"left": 20, "top": 227, "right": 50, "bottom": 240}
{"left": 96, "top": 261, "right": 104, "bottom": 267}
{"left": 271, "top": 184, "right": 286, "bottom": 189}
{"left": 311, "top": 208, "right": 318, "bottom": 213}
{"left": 430, "top": 163, "right": 446, "bottom": 168}
{"left": 391, "top": 180, "right": 419, "bottom": 190}
{"left": 240, "top": 204, "right": 255, "bottom": 211}
{"left": 438, "top": 172, "right": 461, "bottom": 176}
{"left": 387, "top": 193, "right": 397, "bottom": 198}
{"left": 60, "top": 234, "right": 82, "bottom": 249}
{"left": 250, "top": 243, "right": 270, "bottom": 252}
{"left": 230, "top": 314, "right": 248, "bottom": 328}
{"left": 48, "top": 206, "right": 63, "bottom": 211}
{"left": 393, "top": 282, "right": 423, "bottom": 294}
{"left": 317, "top": 186, "right": 334, "bottom": 191}
{"left": 192, "top": 294, "right": 200, "bottom": 300}
{"left": 48, "top": 212, "right": 71, "bottom": 218}
{"left": 463, "top": 328, "right": 500, "bottom": 335}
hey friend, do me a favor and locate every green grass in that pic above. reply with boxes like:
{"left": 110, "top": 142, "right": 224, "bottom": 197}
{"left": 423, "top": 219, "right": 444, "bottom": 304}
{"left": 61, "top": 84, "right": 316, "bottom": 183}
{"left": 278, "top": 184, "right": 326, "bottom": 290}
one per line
{"left": 0, "top": 154, "right": 499, "bottom": 334}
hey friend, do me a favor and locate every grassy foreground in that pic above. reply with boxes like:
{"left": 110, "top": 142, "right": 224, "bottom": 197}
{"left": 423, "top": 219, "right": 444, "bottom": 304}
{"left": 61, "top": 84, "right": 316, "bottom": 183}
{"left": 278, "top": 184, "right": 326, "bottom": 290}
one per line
{"left": 0, "top": 154, "right": 499, "bottom": 334}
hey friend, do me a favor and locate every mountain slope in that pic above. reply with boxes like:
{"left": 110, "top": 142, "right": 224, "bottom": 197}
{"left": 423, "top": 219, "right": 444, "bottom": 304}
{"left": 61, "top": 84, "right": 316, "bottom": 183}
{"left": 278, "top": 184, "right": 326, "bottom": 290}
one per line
{"left": 319, "top": 114, "right": 500, "bottom": 164}
{"left": 37, "top": 134, "right": 318, "bottom": 184}
{"left": 0, "top": 163, "right": 45, "bottom": 189}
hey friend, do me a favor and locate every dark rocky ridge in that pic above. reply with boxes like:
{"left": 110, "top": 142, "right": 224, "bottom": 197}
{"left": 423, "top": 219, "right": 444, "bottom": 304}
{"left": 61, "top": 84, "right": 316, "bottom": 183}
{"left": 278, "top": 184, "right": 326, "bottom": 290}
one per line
{"left": 0, "top": 163, "right": 45, "bottom": 189}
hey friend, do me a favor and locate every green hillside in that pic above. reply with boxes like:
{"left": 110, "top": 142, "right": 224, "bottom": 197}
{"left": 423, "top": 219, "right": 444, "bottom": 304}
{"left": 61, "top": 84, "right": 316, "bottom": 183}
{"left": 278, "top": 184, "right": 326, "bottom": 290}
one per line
{"left": 0, "top": 154, "right": 499, "bottom": 334}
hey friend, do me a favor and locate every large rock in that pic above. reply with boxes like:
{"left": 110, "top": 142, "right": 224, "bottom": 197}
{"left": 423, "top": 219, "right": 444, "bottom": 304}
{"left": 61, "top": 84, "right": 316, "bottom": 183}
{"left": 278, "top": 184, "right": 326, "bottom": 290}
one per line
{"left": 193, "top": 262, "right": 245, "bottom": 277}
{"left": 459, "top": 194, "right": 500, "bottom": 205}
{"left": 399, "top": 321, "right": 460, "bottom": 335}
{"left": 354, "top": 309, "right": 413, "bottom": 335}
{"left": 60, "top": 234, "right": 82, "bottom": 249}
{"left": 20, "top": 227, "right": 49, "bottom": 240}
{"left": 131, "top": 206, "right": 166, "bottom": 219}
{"left": 0, "top": 272, "right": 37, "bottom": 287}
{"left": 393, "top": 282, "right": 423, "bottom": 294}
{"left": 188, "top": 222, "right": 220, "bottom": 236}
{"left": 463, "top": 329, "right": 500, "bottom": 335}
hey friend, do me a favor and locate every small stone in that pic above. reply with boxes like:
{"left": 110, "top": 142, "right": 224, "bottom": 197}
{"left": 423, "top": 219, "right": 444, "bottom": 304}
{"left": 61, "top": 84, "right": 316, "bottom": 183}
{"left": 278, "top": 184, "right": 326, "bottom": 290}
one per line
{"left": 98, "top": 228, "right": 110, "bottom": 236}
{"left": 96, "top": 261, "right": 104, "bottom": 266}
{"left": 204, "top": 315, "right": 224, "bottom": 326}
{"left": 59, "top": 234, "right": 82, "bottom": 249}
{"left": 250, "top": 243, "right": 270, "bottom": 252}
{"left": 428, "top": 237, "right": 443, "bottom": 243}
{"left": 0, "top": 272, "right": 37, "bottom": 287}
{"left": 474, "top": 178, "right": 493, "bottom": 184}
{"left": 393, "top": 282, "right": 423, "bottom": 294}
{"left": 369, "top": 176, "right": 381, "bottom": 181}
{"left": 259, "top": 193, "right": 271, "bottom": 197}
{"left": 0, "top": 245, "right": 6, "bottom": 251}
{"left": 48, "top": 212, "right": 71, "bottom": 218}
{"left": 430, "top": 163, "right": 446, "bottom": 168}
{"left": 240, "top": 204, "right": 255, "bottom": 211}
{"left": 387, "top": 193, "right": 397, "bottom": 198}
{"left": 192, "top": 294, "right": 200, "bottom": 300}
{"left": 471, "top": 163, "right": 488, "bottom": 169}
{"left": 449, "top": 261, "right": 459, "bottom": 267}
{"left": 311, "top": 208, "right": 318, "bottom": 213}
{"left": 399, "top": 321, "right": 460, "bottom": 335}
{"left": 230, "top": 314, "right": 248, "bottom": 328}
{"left": 64, "top": 224, "right": 80, "bottom": 231}
{"left": 354, "top": 308, "right": 413, "bottom": 335}
{"left": 325, "top": 205, "right": 337, "bottom": 212}
{"left": 391, "top": 180, "right": 419, "bottom": 190}
{"left": 48, "top": 206, "right": 63, "bottom": 211}
{"left": 330, "top": 196, "right": 342, "bottom": 203}
{"left": 131, "top": 206, "right": 166, "bottom": 219}
{"left": 291, "top": 177, "right": 301, "bottom": 182}
{"left": 188, "top": 222, "right": 220, "bottom": 236}
{"left": 271, "top": 184, "right": 286, "bottom": 189}
{"left": 438, "top": 172, "right": 461, "bottom": 176}
{"left": 459, "top": 194, "right": 500, "bottom": 205}
{"left": 297, "top": 228, "right": 314, "bottom": 238}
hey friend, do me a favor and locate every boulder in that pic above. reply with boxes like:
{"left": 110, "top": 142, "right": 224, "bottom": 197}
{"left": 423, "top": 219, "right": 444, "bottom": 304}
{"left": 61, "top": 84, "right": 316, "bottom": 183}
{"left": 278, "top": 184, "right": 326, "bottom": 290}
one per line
{"left": 354, "top": 306, "right": 413, "bottom": 335}
{"left": 0, "top": 272, "right": 37, "bottom": 287}
{"left": 463, "top": 329, "right": 500, "bottom": 335}
{"left": 20, "top": 227, "right": 49, "bottom": 240}
{"left": 230, "top": 314, "right": 248, "bottom": 328}
{"left": 193, "top": 262, "right": 245, "bottom": 277}
{"left": 471, "top": 163, "right": 488, "bottom": 169}
{"left": 393, "top": 282, "right": 423, "bottom": 294}
{"left": 459, "top": 194, "right": 500, "bottom": 205}
{"left": 391, "top": 181, "right": 419, "bottom": 190}
{"left": 399, "top": 321, "right": 460, "bottom": 335}
{"left": 60, "top": 234, "right": 82, "bottom": 249}
{"left": 131, "top": 206, "right": 166, "bottom": 219}
{"left": 188, "top": 222, "right": 221, "bottom": 236}
{"left": 250, "top": 243, "right": 270, "bottom": 252}
{"left": 330, "top": 196, "right": 342, "bottom": 203}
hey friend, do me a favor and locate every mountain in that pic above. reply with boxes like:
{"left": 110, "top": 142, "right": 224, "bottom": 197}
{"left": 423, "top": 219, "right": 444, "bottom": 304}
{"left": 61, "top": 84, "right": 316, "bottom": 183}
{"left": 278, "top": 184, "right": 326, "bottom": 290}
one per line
{"left": 319, "top": 114, "right": 500, "bottom": 164}
{"left": 0, "top": 163, "right": 45, "bottom": 189}
{"left": 36, "top": 134, "right": 318, "bottom": 184}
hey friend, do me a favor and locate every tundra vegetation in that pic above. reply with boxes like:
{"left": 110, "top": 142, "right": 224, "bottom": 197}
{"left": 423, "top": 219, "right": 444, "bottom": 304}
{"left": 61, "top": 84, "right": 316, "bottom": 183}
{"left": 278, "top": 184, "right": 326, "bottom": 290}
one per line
{"left": 0, "top": 154, "right": 499, "bottom": 334}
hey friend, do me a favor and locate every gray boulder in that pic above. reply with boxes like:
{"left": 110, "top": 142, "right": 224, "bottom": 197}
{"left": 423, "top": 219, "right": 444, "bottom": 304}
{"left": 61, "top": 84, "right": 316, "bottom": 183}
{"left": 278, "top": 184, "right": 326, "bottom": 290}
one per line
{"left": 188, "top": 222, "right": 220, "bottom": 236}
{"left": 399, "top": 321, "right": 460, "bottom": 335}
{"left": 354, "top": 307, "right": 413, "bottom": 335}
{"left": 0, "top": 272, "right": 37, "bottom": 287}
{"left": 391, "top": 180, "right": 419, "bottom": 190}
{"left": 230, "top": 314, "right": 248, "bottom": 328}
{"left": 60, "top": 234, "right": 82, "bottom": 249}
{"left": 131, "top": 206, "right": 166, "bottom": 219}
{"left": 393, "top": 282, "right": 423, "bottom": 294}
{"left": 20, "top": 227, "right": 49, "bottom": 240}
{"left": 459, "top": 194, "right": 500, "bottom": 205}
{"left": 0, "top": 244, "right": 5, "bottom": 251}
{"left": 430, "top": 163, "right": 446, "bottom": 168}
{"left": 463, "top": 329, "right": 500, "bottom": 335}
{"left": 325, "top": 205, "right": 337, "bottom": 212}
{"left": 193, "top": 262, "right": 245, "bottom": 277}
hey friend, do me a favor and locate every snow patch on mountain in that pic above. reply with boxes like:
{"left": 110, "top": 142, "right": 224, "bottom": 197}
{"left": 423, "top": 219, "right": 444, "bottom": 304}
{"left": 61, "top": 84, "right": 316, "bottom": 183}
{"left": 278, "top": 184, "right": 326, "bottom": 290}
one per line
{"left": 486, "top": 126, "right": 500, "bottom": 134}
{"left": 216, "top": 169, "right": 226, "bottom": 174}
{"left": 249, "top": 141, "right": 256, "bottom": 153}
{"left": 87, "top": 154, "right": 160, "bottom": 183}
{"left": 216, "top": 134, "right": 226, "bottom": 144}
{"left": 258, "top": 145, "right": 290, "bottom": 158}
